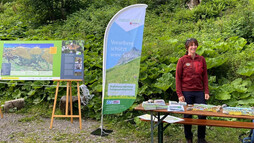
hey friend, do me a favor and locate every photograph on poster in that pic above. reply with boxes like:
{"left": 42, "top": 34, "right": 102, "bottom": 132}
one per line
{"left": 75, "top": 57, "right": 82, "bottom": 64}
{"left": 62, "top": 41, "right": 83, "bottom": 54}
{"left": 74, "top": 72, "right": 82, "bottom": 76}
{"left": 75, "top": 63, "right": 82, "bottom": 70}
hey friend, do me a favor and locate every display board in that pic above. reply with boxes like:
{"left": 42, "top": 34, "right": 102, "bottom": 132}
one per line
{"left": 0, "top": 40, "right": 84, "bottom": 80}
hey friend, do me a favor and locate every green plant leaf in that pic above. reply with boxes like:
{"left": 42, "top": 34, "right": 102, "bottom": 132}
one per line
{"left": 215, "top": 91, "right": 231, "bottom": 100}
{"left": 154, "top": 73, "right": 174, "bottom": 91}
{"left": 27, "top": 90, "right": 36, "bottom": 96}
{"left": 206, "top": 56, "right": 228, "bottom": 69}
{"left": 159, "top": 64, "right": 176, "bottom": 73}
{"left": 248, "top": 85, "right": 254, "bottom": 93}
{"left": 236, "top": 61, "right": 254, "bottom": 76}
{"left": 139, "top": 72, "right": 147, "bottom": 81}
{"left": 237, "top": 98, "right": 254, "bottom": 105}
{"left": 231, "top": 78, "right": 248, "bottom": 93}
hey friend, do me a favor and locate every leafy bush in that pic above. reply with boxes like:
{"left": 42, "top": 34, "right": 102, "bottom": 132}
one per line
{"left": 0, "top": 0, "right": 254, "bottom": 120}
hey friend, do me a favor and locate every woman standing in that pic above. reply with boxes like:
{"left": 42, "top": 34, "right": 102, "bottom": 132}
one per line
{"left": 175, "top": 38, "right": 209, "bottom": 143}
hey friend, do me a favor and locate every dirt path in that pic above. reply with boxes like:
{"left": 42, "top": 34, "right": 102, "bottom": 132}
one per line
{"left": 0, "top": 113, "right": 142, "bottom": 143}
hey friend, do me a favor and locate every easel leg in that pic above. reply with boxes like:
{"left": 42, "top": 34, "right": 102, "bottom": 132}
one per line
{"left": 0, "top": 105, "right": 3, "bottom": 118}
{"left": 50, "top": 81, "right": 60, "bottom": 129}
{"left": 66, "top": 82, "right": 69, "bottom": 116}
{"left": 77, "top": 81, "right": 82, "bottom": 129}
{"left": 70, "top": 82, "right": 73, "bottom": 123}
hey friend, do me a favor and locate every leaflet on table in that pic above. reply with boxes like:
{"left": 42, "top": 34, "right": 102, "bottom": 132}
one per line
{"left": 168, "top": 104, "right": 185, "bottom": 112}
{"left": 138, "top": 114, "right": 184, "bottom": 123}
{"left": 142, "top": 102, "right": 168, "bottom": 110}
{"left": 154, "top": 99, "right": 166, "bottom": 105}
{"left": 169, "top": 101, "right": 187, "bottom": 106}
{"left": 223, "top": 107, "right": 254, "bottom": 116}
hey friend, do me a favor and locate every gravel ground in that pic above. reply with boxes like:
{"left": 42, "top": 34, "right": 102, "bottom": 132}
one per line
{"left": 0, "top": 113, "right": 143, "bottom": 143}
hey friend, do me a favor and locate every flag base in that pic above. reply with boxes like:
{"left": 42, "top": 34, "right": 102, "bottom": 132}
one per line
{"left": 91, "top": 127, "right": 113, "bottom": 136}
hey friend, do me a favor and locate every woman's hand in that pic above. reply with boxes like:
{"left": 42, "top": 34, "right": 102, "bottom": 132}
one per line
{"left": 205, "top": 94, "right": 210, "bottom": 100}
{"left": 178, "top": 96, "right": 185, "bottom": 102}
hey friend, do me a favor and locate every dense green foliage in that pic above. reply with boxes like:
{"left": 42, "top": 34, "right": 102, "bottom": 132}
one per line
{"left": 0, "top": 0, "right": 254, "bottom": 120}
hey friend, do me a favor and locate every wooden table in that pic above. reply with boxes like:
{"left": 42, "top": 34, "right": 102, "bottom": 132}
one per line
{"left": 135, "top": 104, "right": 254, "bottom": 143}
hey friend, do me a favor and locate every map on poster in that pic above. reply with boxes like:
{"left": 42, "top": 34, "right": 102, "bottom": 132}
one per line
{"left": 0, "top": 40, "right": 84, "bottom": 80}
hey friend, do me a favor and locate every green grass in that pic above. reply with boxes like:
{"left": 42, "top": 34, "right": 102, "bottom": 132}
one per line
{"left": 18, "top": 115, "right": 44, "bottom": 123}
{"left": 106, "top": 57, "right": 140, "bottom": 83}
{"left": 15, "top": 101, "right": 61, "bottom": 118}
{"left": 105, "top": 57, "right": 141, "bottom": 97}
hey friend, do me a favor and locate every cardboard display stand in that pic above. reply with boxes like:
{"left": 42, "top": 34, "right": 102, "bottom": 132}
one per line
{"left": 50, "top": 79, "right": 82, "bottom": 129}
{"left": 0, "top": 104, "right": 3, "bottom": 118}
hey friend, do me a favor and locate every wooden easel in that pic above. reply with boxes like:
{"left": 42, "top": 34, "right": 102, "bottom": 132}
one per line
{"left": 50, "top": 79, "right": 82, "bottom": 129}
{"left": 0, "top": 104, "right": 3, "bottom": 118}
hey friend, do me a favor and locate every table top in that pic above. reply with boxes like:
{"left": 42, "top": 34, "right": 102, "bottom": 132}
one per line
{"left": 135, "top": 104, "right": 254, "bottom": 120}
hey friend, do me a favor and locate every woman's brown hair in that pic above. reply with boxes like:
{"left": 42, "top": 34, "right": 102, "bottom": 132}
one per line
{"left": 185, "top": 38, "right": 198, "bottom": 55}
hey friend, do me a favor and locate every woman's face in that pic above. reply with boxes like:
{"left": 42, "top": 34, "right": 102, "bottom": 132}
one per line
{"left": 188, "top": 43, "right": 197, "bottom": 55}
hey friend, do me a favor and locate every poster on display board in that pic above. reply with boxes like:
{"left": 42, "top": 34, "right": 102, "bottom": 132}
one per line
{"left": 0, "top": 40, "right": 84, "bottom": 80}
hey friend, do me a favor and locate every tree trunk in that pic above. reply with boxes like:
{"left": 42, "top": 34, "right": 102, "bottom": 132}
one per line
{"left": 187, "top": 0, "right": 201, "bottom": 10}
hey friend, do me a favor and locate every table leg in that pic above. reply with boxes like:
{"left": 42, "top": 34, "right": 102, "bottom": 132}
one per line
{"left": 158, "top": 112, "right": 163, "bottom": 143}
{"left": 151, "top": 112, "right": 154, "bottom": 143}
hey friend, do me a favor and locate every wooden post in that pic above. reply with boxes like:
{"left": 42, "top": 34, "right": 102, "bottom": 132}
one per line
{"left": 0, "top": 104, "right": 3, "bottom": 118}
{"left": 50, "top": 79, "right": 82, "bottom": 129}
